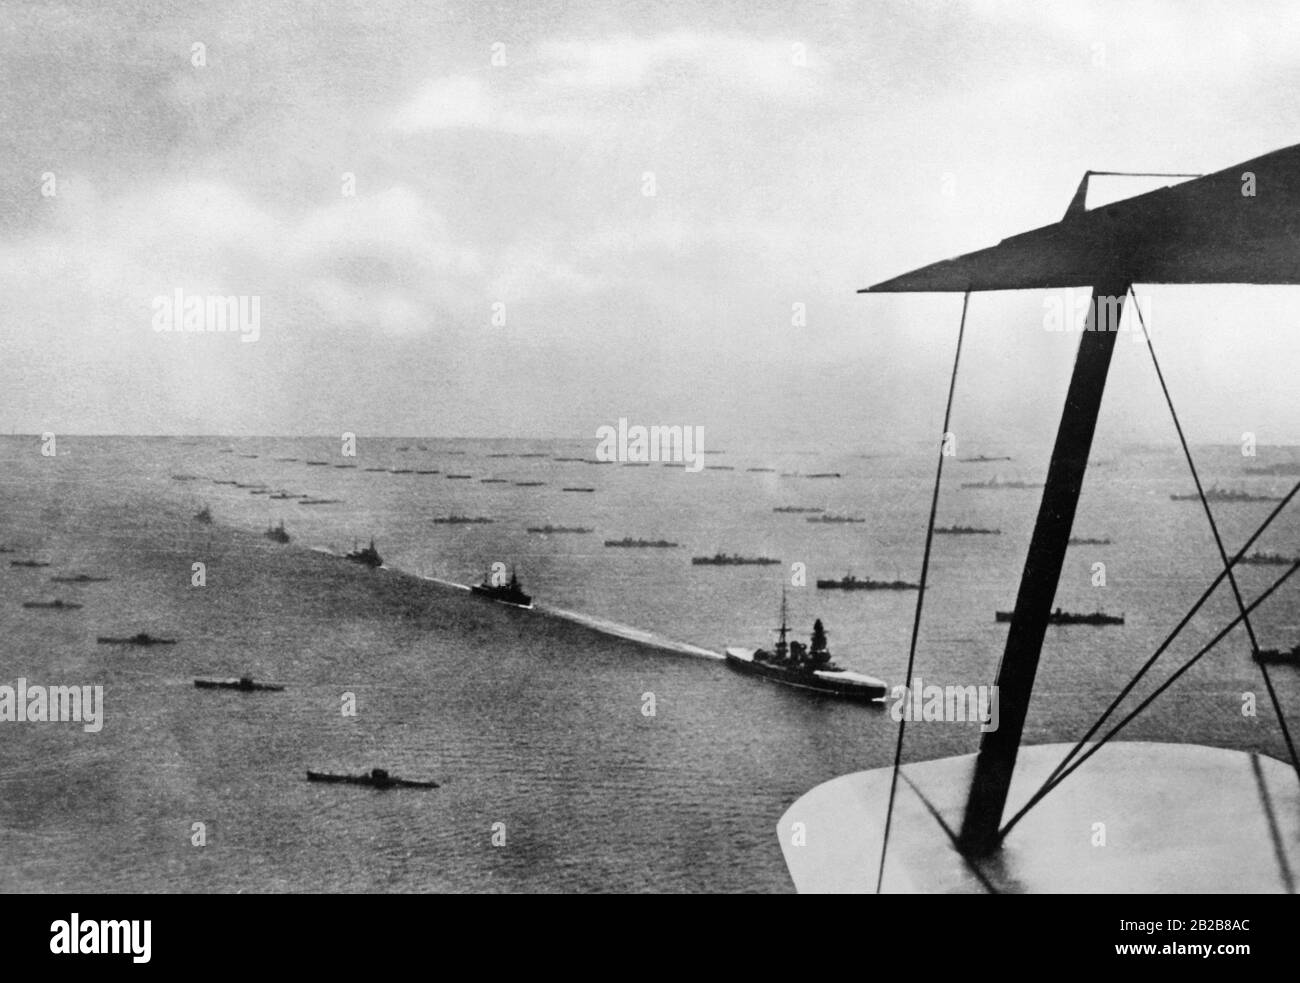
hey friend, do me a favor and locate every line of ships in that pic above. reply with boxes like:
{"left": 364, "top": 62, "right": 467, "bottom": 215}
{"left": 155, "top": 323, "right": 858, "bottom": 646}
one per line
{"left": 172, "top": 479, "right": 1300, "bottom": 705}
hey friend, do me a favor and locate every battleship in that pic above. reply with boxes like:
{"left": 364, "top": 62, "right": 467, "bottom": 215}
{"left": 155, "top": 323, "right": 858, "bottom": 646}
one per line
{"left": 774, "top": 506, "right": 823, "bottom": 513}
{"left": 603, "top": 537, "right": 678, "bottom": 548}
{"left": 995, "top": 608, "right": 1124, "bottom": 626}
{"left": 1170, "top": 485, "right": 1283, "bottom": 503}
{"left": 10, "top": 559, "right": 51, "bottom": 568}
{"left": 805, "top": 513, "right": 865, "bottom": 524}
{"left": 1068, "top": 536, "right": 1112, "bottom": 546}
{"left": 264, "top": 520, "right": 290, "bottom": 544}
{"left": 470, "top": 568, "right": 533, "bottom": 609}
{"left": 49, "top": 574, "right": 109, "bottom": 583}
{"left": 526, "top": 525, "right": 593, "bottom": 534}
{"left": 816, "top": 574, "right": 920, "bottom": 591}
{"left": 298, "top": 498, "right": 342, "bottom": 505}
{"left": 561, "top": 486, "right": 596, "bottom": 492}
{"left": 691, "top": 553, "right": 781, "bottom": 566}
{"left": 725, "top": 596, "right": 886, "bottom": 703}
{"left": 432, "top": 515, "right": 494, "bottom": 524}
{"left": 1244, "top": 462, "right": 1300, "bottom": 476}
{"left": 344, "top": 539, "right": 382, "bottom": 568}
{"left": 934, "top": 524, "right": 1001, "bottom": 535}
{"left": 959, "top": 454, "right": 1013, "bottom": 462}
{"left": 22, "top": 599, "right": 82, "bottom": 610}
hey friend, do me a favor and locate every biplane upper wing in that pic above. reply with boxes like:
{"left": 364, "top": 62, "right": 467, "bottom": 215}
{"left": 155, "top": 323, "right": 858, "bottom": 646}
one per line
{"left": 863, "top": 142, "right": 1300, "bottom": 292}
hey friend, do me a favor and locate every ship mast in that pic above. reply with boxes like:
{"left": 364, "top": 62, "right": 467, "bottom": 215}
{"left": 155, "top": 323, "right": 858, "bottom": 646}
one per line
{"left": 775, "top": 587, "right": 790, "bottom": 659}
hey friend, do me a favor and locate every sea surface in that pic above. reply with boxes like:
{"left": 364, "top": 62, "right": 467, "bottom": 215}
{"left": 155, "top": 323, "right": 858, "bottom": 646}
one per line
{"left": 1, "top": 435, "right": 1297, "bottom": 892}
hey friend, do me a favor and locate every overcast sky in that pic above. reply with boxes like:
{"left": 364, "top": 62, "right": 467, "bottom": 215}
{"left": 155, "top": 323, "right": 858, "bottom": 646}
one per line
{"left": 2, "top": 0, "right": 1299, "bottom": 448}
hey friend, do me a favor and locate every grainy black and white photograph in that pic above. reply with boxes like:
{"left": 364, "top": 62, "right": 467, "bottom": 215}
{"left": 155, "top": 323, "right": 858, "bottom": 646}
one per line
{"left": 1, "top": 0, "right": 1298, "bottom": 926}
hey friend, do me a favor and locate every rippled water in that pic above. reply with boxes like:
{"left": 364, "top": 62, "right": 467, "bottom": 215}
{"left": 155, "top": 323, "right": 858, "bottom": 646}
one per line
{"left": 0, "top": 435, "right": 1296, "bottom": 892}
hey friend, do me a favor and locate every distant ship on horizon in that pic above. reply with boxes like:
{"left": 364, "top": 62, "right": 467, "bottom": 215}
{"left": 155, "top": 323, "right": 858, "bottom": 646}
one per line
{"left": 960, "top": 475, "right": 1043, "bottom": 490}
{"left": 1171, "top": 485, "right": 1283, "bottom": 503}
{"left": 995, "top": 607, "right": 1124, "bottom": 626}
{"left": 816, "top": 574, "right": 919, "bottom": 591}
{"left": 691, "top": 552, "right": 781, "bottom": 566}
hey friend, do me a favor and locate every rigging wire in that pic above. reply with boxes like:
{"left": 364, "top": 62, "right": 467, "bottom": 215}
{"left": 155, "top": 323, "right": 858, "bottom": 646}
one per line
{"left": 1128, "top": 288, "right": 1300, "bottom": 782}
{"left": 875, "top": 289, "right": 969, "bottom": 894}
{"left": 999, "top": 559, "right": 1300, "bottom": 842}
